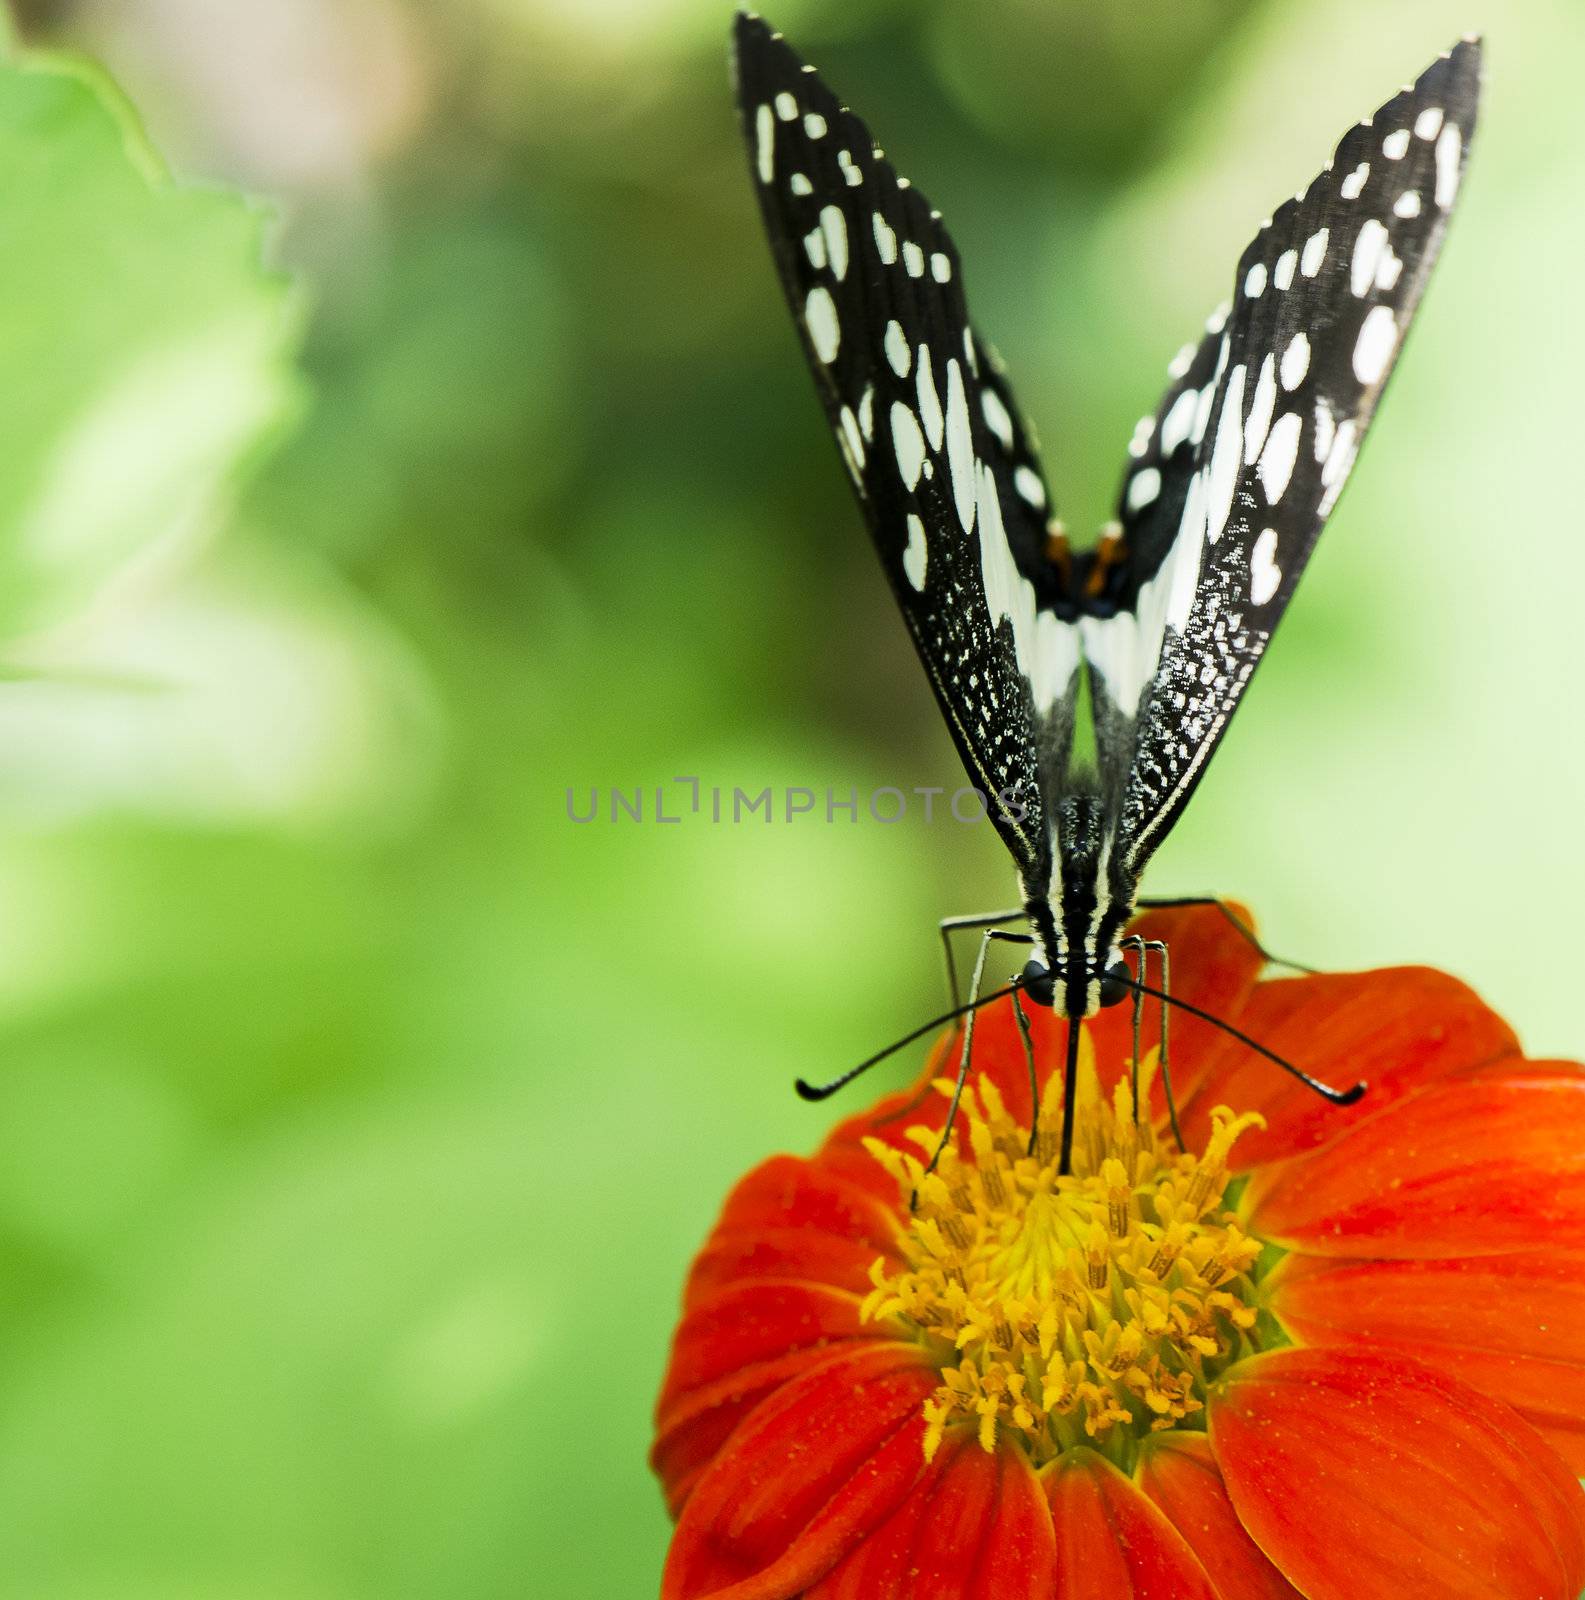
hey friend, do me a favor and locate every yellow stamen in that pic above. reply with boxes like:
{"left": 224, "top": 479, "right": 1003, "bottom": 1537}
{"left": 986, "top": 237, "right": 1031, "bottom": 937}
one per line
{"left": 861, "top": 1031, "right": 1268, "bottom": 1469}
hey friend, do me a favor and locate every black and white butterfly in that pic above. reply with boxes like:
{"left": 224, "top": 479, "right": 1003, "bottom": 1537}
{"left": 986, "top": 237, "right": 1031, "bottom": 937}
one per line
{"left": 732, "top": 13, "right": 1479, "bottom": 1166}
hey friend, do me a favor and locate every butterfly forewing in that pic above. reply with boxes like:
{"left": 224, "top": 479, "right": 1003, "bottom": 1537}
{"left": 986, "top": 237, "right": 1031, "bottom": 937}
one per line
{"left": 732, "top": 14, "right": 1079, "bottom": 892}
{"left": 1102, "top": 40, "right": 1481, "bottom": 877}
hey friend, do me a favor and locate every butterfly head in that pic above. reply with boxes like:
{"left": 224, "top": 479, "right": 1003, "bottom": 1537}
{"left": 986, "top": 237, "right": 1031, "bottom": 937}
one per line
{"left": 1019, "top": 945, "right": 1133, "bottom": 1016}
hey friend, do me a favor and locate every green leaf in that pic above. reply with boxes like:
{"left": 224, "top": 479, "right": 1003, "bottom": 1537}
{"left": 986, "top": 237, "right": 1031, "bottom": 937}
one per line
{"left": 0, "top": 46, "right": 303, "bottom": 642}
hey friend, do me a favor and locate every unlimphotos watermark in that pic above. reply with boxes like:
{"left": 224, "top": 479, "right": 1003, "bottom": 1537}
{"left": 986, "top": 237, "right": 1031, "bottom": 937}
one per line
{"left": 565, "top": 776, "right": 1029, "bottom": 825}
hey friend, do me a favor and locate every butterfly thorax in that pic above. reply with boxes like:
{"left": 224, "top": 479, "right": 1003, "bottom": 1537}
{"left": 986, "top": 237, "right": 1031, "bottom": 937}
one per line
{"left": 1022, "top": 794, "right": 1135, "bottom": 1019}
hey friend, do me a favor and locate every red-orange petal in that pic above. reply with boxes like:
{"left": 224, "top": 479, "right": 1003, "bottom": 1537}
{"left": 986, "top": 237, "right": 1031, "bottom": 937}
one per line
{"left": 1209, "top": 1347, "right": 1585, "bottom": 1600}
{"left": 654, "top": 1339, "right": 868, "bottom": 1517}
{"left": 660, "top": 1281, "right": 870, "bottom": 1406}
{"left": 1243, "top": 1064, "right": 1585, "bottom": 1256}
{"left": 1044, "top": 1447, "right": 1217, "bottom": 1600}
{"left": 1134, "top": 1434, "right": 1302, "bottom": 1600}
{"left": 687, "top": 1155, "right": 900, "bottom": 1302}
{"left": 808, "top": 1435, "right": 1056, "bottom": 1599}
{"left": 686, "top": 1224, "right": 887, "bottom": 1301}
{"left": 653, "top": 1274, "right": 886, "bottom": 1514}
{"left": 1179, "top": 966, "right": 1516, "bottom": 1170}
{"left": 661, "top": 1343, "right": 937, "bottom": 1600}
{"left": 1266, "top": 1251, "right": 1585, "bottom": 1473}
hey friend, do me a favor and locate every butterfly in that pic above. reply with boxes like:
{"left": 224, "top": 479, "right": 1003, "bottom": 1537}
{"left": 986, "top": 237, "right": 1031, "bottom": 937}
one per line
{"left": 732, "top": 12, "right": 1480, "bottom": 1169}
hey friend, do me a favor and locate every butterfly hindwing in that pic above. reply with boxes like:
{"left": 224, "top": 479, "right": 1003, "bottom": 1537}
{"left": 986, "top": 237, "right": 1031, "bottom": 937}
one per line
{"left": 732, "top": 14, "right": 1078, "bottom": 890}
{"left": 1093, "top": 40, "right": 1481, "bottom": 877}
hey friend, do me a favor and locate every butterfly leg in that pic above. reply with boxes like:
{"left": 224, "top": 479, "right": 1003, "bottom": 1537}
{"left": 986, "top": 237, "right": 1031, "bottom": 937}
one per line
{"left": 1120, "top": 935, "right": 1184, "bottom": 1150}
{"left": 1135, "top": 897, "right": 1317, "bottom": 975}
{"left": 919, "top": 926, "right": 1031, "bottom": 1191}
{"left": 938, "top": 909, "right": 1026, "bottom": 1009}
{"left": 1120, "top": 934, "right": 1149, "bottom": 1124}
{"left": 1147, "top": 939, "right": 1186, "bottom": 1154}
{"left": 1008, "top": 983, "right": 1040, "bottom": 1158}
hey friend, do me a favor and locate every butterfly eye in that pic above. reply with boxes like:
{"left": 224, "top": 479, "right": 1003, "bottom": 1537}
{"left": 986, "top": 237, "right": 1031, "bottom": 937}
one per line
{"left": 1097, "top": 961, "right": 1133, "bottom": 1009}
{"left": 1020, "top": 959, "right": 1055, "bottom": 1008}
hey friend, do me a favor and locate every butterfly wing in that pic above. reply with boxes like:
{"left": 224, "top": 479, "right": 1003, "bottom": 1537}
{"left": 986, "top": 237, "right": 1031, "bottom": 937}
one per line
{"left": 732, "top": 13, "right": 1079, "bottom": 896}
{"left": 1087, "top": 39, "right": 1482, "bottom": 883}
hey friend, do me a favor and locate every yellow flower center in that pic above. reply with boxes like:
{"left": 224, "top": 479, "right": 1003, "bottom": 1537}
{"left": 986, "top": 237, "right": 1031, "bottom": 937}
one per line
{"left": 861, "top": 1030, "right": 1269, "bottom": 1469}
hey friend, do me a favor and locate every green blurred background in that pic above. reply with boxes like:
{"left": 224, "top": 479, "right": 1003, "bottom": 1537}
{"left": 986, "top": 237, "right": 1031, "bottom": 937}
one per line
{"left": 0, "top": 0, "right": 1578, "bottom": 1593}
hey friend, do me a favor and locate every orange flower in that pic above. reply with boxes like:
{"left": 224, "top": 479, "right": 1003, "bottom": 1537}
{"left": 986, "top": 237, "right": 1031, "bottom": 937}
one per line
{"left": 652, "top": 905, "right": 1585, "bottom": 1599}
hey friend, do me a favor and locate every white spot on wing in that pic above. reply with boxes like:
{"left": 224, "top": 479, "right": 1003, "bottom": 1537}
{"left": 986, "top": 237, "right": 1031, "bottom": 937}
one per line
{"left": 945, "top": 360, "right": 976, "bottom": 533}
{"left": 890, "top": 402, "right": 926, "bottom": 491}
{"left": 884, "top": 320, "right": 910, "bottom": 378}
{"left": 1014, "top": 465, "right": 1045, "bottom": 508}
{"left": 858, "top": 386, "right": 874, "bottom": 442}
{"left": 1415, "top": 106, "right": 1444, "bottom": 140}
{"left": 803, "top": 228, "right": 826, "bottom": 270}
{"left": 755, "top": 104, "right": 774, "bottom": 184}
{"left": 916, "top": 344, "right": 944, "bottom": 451}
{"left": 1205, "top": 363, "right": 1247, "bottom": 545}
{"left": 1435, "top": 124, "right": 1462, "bottom": 208}
{"left": 1167, "top": 470, "right": 1206, "bottom": 630}
{"left": 1280, "top": 331, "right": 1310, "bottom": 391}
{"left": 1206, "top": 301, "right": 1230, "bottom": 334}
{"left": 1244, "top": 262, "right": 1267, "bottom": 298}
{"left": 981, "top": 389, "right": 1014, "bottom": 449}
{"left": 804, "top": 111, "right": 828, "bottom": 139}
{"left": 1161, "top": 387, "right": 1198, "bottom": 455}
{"left": 1301, "top": 228, "right": 1328, "bottom": 278}
{"left": 838, "top": 405, "right": 866, "bottom": 472}
{"left": 1353, "top": 304, "right": 1397, "bottom": 384}
{"left": 902, "top": 240, "right": 925, "bottom": 277}
{"left": 775, "top": 92, "right": 798, "bottom": 122}
{"left": 820, "top": 205, "right": 849, "bottom": 280}
{"left": 1244, "top": 353, "right": 1277, "bottom": 465}
{"left": 1249, "top": 527, "right": 1281, "bottom": 605}
{"left": 1313, "top": 400, "right": 1336, "bottom": 463}
{"left": 1340, "top": 161, "right": 1370, "bottom": 200}
{"left": 930, "top": 252, "right": 951, "bottom": 283}
{"left": 1394, "top": 190, "right": 1422, "bottom": 218}
{"left": 1375, "top": 246, "right": 1403, "bottom": 292}
{"left": 1351, "top": 218, "right": 1389, "bottom": 297}
{"left": 790, "top": 172, "right": 813, "bottom": 196}
{"left": 1319, "top": 418, "right": 1358, "bottom": 512}
{"left": 1167, "top": 343, "right": 1195, "bottom": 379}
{"left": 1383, "top": 127, "right": 1410, "bottom": 159}
{"left": 1258, "top": 412, "right": 1302, "bottom": 503}
{"left": 1273, "top": 249, "right": 1298, "bottom": 290}
{"left": 872, "top": 212, "right": 897, "bottom": 265}
{"left": 838, "top": 149, "right": 862, "bottom": 187}
{"left": 805, "top": 286, "right": 840, "bottom": 363}
{"left": 903, "top": 513, "right": 927, "bottom": 590}
{"left": 1126, "top": 466, "right": 1162, "bottom": 512}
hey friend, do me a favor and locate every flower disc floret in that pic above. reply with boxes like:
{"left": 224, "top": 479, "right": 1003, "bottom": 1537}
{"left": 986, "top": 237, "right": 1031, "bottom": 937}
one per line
{"left": 861, "top": 1033, "right": 1265, "bottom": 1467}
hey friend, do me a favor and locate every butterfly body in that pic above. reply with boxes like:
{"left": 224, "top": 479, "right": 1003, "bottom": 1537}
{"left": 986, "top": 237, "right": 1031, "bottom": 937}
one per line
{"left": 1021, "top": 791, "right": 1132, "bottom": 1020}
{"left": 732, "top": 15, "right": 1480, "bottom": 1041}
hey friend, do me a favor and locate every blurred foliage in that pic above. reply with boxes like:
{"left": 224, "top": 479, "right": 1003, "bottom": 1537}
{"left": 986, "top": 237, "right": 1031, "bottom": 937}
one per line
{"left": 0, "top": 0, "right": 1580, "bottom": 1597}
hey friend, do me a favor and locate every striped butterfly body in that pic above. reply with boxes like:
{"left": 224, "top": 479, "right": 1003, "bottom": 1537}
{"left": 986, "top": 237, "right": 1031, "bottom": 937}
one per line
{"left": 732, "top": 13, "right": 1479, "bottom": 1160}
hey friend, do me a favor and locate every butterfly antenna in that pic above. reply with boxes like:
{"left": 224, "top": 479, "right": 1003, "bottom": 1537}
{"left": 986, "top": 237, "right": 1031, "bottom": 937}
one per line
{"left": 794, "top": 982, "right": 1022, "bottom": 1102}
{"left": 1126, "top": 976, "right": 1366, "bottom": 1105}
